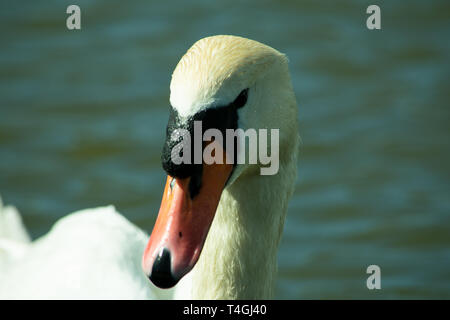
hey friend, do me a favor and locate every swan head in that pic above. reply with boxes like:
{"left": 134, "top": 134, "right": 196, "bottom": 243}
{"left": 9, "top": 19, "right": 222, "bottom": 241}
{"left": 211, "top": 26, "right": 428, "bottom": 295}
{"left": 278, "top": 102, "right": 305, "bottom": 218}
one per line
{"left": 142, "top": 35, "right": 298, "bottom": 289}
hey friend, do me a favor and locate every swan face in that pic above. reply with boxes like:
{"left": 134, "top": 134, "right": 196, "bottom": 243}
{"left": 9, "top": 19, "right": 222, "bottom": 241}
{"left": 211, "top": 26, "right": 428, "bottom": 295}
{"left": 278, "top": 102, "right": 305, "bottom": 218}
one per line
{"left": 170, "top": 35, "right": 297, "bottom": 182}
{"left": 142, "top": 35, "right": 297, "bottom": 289}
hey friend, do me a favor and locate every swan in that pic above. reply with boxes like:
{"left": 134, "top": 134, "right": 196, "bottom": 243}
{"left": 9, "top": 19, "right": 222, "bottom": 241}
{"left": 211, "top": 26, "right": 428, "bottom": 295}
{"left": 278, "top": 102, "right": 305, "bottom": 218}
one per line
{"left": 0, "top": 35, "right": 299, "bottom": 299}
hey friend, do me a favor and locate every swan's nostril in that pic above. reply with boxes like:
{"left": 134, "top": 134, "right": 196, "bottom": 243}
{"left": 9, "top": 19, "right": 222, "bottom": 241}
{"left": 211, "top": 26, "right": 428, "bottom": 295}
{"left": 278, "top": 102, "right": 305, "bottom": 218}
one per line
{"left": 149, "top": 247, "right": 178, "bottom": 289}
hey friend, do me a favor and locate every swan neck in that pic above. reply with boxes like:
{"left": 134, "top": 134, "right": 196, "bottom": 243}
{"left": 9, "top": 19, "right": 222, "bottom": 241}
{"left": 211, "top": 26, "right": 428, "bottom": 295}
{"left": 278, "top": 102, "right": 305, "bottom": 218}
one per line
{"left": 186, "top": 171, "right": 291, "bottom": 299}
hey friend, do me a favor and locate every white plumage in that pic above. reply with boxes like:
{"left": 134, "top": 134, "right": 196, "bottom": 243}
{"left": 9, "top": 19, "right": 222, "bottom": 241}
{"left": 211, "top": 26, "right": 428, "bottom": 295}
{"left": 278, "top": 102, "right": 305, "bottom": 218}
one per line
{"left": 0, "top": 204, "right": 170, "bottom": 299}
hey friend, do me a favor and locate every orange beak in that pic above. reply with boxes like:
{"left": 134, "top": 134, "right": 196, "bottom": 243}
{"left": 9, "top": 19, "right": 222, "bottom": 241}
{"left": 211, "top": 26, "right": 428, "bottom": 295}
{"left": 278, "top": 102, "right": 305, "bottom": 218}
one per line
{"left": 142, "top": 152, "right": 233, "bottom": 288}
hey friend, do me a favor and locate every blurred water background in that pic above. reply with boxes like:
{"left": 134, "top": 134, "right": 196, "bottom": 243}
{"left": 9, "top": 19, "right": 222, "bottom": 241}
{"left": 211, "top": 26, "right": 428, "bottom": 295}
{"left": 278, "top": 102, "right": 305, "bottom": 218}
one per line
{"left": 0, "top": 0, "right": 449, "bottom": 299}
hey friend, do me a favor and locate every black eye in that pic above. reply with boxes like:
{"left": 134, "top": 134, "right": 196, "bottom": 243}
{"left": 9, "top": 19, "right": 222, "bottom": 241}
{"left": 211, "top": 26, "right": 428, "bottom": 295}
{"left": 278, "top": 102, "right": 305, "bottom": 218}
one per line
{"left": 233, "top": 88, "right": 249, "bottom": 109}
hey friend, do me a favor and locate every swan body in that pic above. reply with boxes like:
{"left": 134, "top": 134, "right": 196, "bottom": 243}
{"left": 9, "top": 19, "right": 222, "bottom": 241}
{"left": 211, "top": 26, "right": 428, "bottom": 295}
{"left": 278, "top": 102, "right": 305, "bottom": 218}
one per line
{"left": 0, "top": 204, "right": 171, "bottom": 299}
{"left": 0, "top": 35, "right": 299, "bottom": 299}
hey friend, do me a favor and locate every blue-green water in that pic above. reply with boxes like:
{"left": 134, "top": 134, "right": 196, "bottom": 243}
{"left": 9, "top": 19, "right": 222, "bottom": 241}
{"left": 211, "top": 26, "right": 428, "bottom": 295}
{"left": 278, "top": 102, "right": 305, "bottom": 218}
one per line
{"left": 1, "top": 0, "right": 449, "bottom": 298}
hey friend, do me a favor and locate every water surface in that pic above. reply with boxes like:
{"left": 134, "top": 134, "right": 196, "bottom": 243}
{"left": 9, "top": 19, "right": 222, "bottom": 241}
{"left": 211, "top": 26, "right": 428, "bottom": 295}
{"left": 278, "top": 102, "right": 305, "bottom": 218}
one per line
{"left": 0, "top": 0, "right": 449, "bottom": 298}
